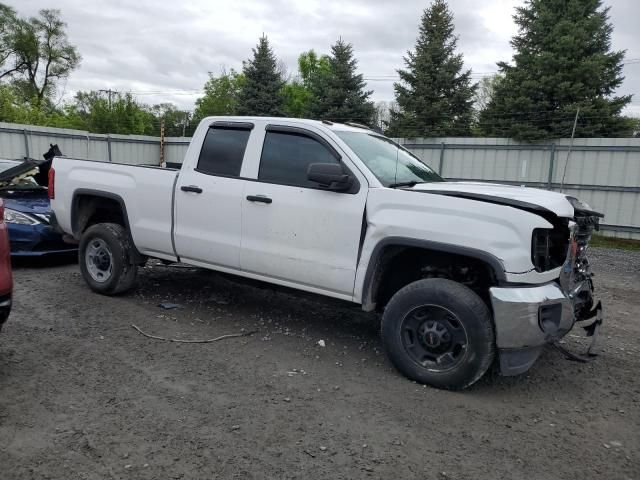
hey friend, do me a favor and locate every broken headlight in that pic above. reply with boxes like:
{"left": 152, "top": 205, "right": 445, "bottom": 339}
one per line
{"left": 4, "top": 208, "right": 41, "bottom": 225}
{"left": 531, "top": 223, "right": 570, "bottom": 272}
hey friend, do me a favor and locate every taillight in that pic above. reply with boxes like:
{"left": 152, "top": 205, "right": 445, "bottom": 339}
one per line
{"left": 48, "top": 166, "right": 55, "bottom": 199}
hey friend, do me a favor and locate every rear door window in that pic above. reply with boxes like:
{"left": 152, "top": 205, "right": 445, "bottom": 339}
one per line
{"left": 196, "top": 126, "right": 251, "bottom": 177}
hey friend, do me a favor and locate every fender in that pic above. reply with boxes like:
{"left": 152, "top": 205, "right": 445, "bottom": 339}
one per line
{"left": 71, "top": 188, "right": 145, "bottom": 264}
{"left": 360, "top": 236, "right": 507, "bottom": 310}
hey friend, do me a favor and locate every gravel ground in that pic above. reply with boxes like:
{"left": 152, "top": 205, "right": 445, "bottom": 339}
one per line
{"left": 0, "top": 248, "right": 638, "bottom": 479}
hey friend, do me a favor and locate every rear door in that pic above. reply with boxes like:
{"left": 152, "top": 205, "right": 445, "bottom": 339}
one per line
{"left": 240, "top": 124, "right": 368, "bottom": 299}
{"left": 174, "top": 122, "right": 253, "bottom": 269}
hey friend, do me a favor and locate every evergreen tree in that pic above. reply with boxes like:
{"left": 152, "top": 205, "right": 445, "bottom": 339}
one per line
{"left": 236, "top": 36, "right": 284, "bottom": 116}
{"left": 309, "top": 39, "right": 375, "bottom": 125}
{"left": 387, "top": 0, "right": 476, "bottom": 138}
{"left": 479, "top": 0, "right": 632, "bottom": 141}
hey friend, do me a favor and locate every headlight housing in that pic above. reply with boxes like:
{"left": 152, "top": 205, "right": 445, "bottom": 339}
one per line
{"left": 4, "top": 208, "right": 41, "bottom": 225}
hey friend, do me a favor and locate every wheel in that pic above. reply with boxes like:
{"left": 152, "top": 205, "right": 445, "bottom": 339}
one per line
{"left": 79, "top": 223, "right": 137, "bottom": 295}
{"left": 381, "top": 279, "right": 495, "bottom": 390}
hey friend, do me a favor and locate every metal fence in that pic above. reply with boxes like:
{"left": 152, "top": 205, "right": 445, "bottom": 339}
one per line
{"left": 0, "top": 121, "right": 187, "bottom": 166}
{"left": 1, "top": 121, "right": 638, "bottom": 239}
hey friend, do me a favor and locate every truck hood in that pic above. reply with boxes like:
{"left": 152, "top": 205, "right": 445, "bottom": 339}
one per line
{"left": 410, "top": 181, "right": 577, "bottom": 218}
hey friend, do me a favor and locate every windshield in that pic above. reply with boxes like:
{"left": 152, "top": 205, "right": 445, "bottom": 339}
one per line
{"left": 336, "top": 131, "right": 444, "bottom": 186}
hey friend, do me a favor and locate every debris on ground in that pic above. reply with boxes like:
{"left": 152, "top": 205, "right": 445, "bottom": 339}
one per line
{"left": 158, "top": 303, "right": 182, "bottom": 310}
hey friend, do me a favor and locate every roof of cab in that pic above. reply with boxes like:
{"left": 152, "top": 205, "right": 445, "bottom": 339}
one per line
{"left": 202, "top": 116, "right": 372, "bottom": 133}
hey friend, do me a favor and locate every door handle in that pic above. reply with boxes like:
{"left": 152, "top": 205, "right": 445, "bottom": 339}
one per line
{"left": 181, "top": 185, "right": 203, "bottom": 194}
{"left": 246, "top": 195, "right": 272, "bottom": 204}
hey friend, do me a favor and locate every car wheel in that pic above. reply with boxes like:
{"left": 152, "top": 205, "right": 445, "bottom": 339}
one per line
{"left": 79, "top": 223, "right": 137, "bottom": 295}
{"left": 381, "top": 278, "right": 495, "bottom": 390}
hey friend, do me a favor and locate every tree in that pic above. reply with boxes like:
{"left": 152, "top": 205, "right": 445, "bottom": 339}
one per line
{"left": 473, "top": 74, "right": 503, "bottom": 113}
{"left": 7, "top": 8, "right": 80, "bottom": 105}
{"left": 236, "top": 36, "right": 284, "bottom": 116}
{"left": 298, "top": 50, "right": 331, "bottom": 89}
{"left": 387, "top": 0, "right": 476, "bottom": 138}
{"left": 282, "top": 50, "right": 331, "bottom": 118}
{"left": 479, "top": 0, "right": 632, "bottom": 141}
{"left": 193, "top": 69, "right": 244, "bottom": 122}
{"left": 67, "top": 91, "right": 155, "bottom": 135}
{"left": 308, "top": 39, "right": 375, "bottom": 124}
{"left": 0, "top": 4, "right": 26, "bottom": 80}
{"left": 282, "top": 81, "right": 311, "bottom": 118}
{"left": 149, "top": 103, "right": 191, "bottom": 137}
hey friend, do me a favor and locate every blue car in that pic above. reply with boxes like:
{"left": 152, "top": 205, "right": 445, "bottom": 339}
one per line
{"left": 0, "top": 157, "right": 77, "bottom": 257}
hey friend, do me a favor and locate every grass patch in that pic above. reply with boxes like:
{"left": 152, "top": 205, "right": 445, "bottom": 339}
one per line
{"left": 590, "top": 235, "right": 640, "bottom": 251}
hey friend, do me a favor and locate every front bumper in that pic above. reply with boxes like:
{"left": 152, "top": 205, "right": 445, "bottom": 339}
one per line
{"left": 490, "top": 283, "right": 577, "bottom": 375}
{"left": 8, "top": 222, "right": 78, "bottom": 256}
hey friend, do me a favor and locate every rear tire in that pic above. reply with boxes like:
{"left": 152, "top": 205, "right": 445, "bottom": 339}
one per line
{"left": 381, "top": 279, "right": 495, "bottom": 390}
{"left": 79, "top": 223, "right": 137, "bottom": 295}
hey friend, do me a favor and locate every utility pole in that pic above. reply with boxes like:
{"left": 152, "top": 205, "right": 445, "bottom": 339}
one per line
{"left": 560, "top": 108, "right": 580, "bottom": 193}
{"left": 99, "top": 89, "right": 116, "bottom": 109}
{"left": 182, "top": 112, "right": 190, "bottom": 137}
{"left": 160, "top": 119, "right": 166, "bottom": 168}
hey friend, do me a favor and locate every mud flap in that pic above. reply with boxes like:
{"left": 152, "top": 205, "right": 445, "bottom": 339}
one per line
{"left": 552, "top": 301, "right": 603, "bottom": 363}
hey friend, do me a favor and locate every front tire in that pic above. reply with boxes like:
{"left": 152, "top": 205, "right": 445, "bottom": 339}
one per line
{"left": 79, "top": 223, "right": 137, "bottom": 295}
{"left": 381, "top": 279, "right": 495, "bottom": 390}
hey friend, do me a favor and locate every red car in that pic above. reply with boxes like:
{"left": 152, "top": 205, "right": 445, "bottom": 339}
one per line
{"left": 0, "top": 198, "right": 13, "bottom": 329}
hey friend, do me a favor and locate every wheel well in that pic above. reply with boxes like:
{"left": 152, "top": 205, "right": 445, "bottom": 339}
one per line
{"left": 364, "top": 246, "right": 500, "bottom": 312}
{"left": 72, "top": 194, "right": 126, "bottom": 237}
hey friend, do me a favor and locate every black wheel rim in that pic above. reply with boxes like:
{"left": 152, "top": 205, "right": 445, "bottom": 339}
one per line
{"left": 400, "top": 304, "right": 469, "bottom": 372}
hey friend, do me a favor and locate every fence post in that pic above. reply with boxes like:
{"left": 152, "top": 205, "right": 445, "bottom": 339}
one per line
{"left": 107, "top": 135, "right": 112, "bottom": 162}
{"left": 22, "top": 129, "right": 30, "bottom": 159}
{"left": 438, "top": 142, "right": 446, "bottom": 175}
{"left": 547, "top": 143, "right": 556, "bottom": 189}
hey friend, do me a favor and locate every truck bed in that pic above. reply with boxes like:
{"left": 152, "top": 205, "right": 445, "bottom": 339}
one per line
{"left": 51, "top": 158, "right": 179, "bottom": 260}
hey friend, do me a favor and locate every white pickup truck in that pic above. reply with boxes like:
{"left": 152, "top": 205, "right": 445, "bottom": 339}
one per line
{"left": 50, "top": 117, "right": 604, "bottom": 389}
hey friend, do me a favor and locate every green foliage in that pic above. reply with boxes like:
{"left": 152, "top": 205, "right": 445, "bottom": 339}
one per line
{"left": 387, "top": 0, "right": 476, "bottom": 138}
{"left": 298, "top": 50, "right": 331, "bottom": 89}
{"left": 148, "top": 103, "right": 191, "bottom": 137}
{"left": 193, "top": 69, "right": 244, "bottom": 122}
{"left": 308, "top": 39, "right": 375, "bottom": 124}
{"left": 0, "top": 6, "right": 80, "bottom": 104}
{"left": 281, "top": 81, "right": 312, "bottom": 118}
{"left": 479, "top": 0, "right": 632, "bottom": 141}
{"left": 65, "top": 91, "right": 157, "bottom": 135}
{"left": 281, "top": 50, "right": 331, "bottom": 117}
{"left": 236, "top": 36, "right": 284, "bottom": 116}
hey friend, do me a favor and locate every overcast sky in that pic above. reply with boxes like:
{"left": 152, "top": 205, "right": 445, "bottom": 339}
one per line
{"left": 12, "top": 0, "right": 640, "bottom": 116}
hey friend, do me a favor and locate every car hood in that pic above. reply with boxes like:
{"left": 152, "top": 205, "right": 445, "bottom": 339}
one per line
{"left": 409, "top": 181, "right": 579, "bottom": 218}
{"left": 0, "top": 159, "right": 43, "bottom": 185}
{"left": 1, "top": 189, "right": 50, "bottom": 215}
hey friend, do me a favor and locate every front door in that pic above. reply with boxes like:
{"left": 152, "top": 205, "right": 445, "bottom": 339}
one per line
{"left": 240, "top": 126, "right": 368, "bottom": 298}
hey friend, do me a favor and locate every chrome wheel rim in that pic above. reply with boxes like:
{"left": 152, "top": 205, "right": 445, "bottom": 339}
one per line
{"left": 85, "top": 238, "right": 113, "bottom": 283}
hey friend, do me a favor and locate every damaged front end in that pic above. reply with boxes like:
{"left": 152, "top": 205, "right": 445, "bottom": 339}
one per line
{"left": 489, "top": 198, "right": 604, "bottom": 376}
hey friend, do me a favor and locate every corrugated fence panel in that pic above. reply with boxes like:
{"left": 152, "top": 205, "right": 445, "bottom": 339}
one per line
{"left": 164, "top": 138, "right": 190, "bottom": 165}
{"left": 1, "top": 122, "right": 638, "bottom": 239}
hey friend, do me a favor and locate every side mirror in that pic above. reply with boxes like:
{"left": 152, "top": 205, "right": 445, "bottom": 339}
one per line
{"left": 307, "top": 163, "right": 353, "bottom": 191}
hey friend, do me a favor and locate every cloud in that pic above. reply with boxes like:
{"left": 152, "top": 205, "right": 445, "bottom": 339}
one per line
{"left": 10, "top": 0, "right": 640, "bottom": 115}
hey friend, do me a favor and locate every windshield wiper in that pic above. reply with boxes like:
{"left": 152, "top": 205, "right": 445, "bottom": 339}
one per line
{"left": 388, "top": 181, "right": 425, "bottom": 189}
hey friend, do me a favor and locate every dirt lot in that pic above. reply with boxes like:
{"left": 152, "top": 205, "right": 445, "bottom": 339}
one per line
{"left": 0, "top": 248, "right": 638, "bottom": 479}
